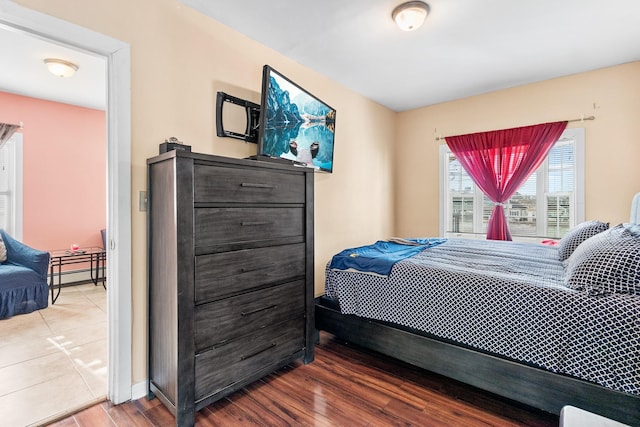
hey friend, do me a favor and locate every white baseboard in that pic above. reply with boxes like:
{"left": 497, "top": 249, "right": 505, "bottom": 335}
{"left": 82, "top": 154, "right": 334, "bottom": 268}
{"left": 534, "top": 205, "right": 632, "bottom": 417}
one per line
{"left": 49, "top": 269, "right": 99, "bottom": 286}
{"left": 131, "top": 380, "right": 148, "bottom": 401}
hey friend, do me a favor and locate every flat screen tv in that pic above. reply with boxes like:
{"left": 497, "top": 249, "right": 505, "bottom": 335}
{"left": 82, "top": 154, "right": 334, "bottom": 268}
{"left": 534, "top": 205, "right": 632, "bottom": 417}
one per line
{"left": 257, "top": 65, "right": 336, "bottom": 173}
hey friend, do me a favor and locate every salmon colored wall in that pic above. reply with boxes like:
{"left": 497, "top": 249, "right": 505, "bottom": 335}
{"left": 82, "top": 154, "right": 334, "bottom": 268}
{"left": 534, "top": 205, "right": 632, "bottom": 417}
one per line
{"left": 0, "top": 91, "right": 106, "bottom": 251}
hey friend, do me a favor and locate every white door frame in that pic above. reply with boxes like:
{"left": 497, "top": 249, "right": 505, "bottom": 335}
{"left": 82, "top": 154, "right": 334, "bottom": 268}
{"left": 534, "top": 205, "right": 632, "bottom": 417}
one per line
{"left": 0, "top": 0, "right": 132, "bottom": 403}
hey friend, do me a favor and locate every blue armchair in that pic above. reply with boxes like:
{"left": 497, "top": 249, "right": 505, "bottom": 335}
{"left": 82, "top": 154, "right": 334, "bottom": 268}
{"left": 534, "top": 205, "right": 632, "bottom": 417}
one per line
{"left": 0, "top": 229, "right": 49, "bottom": 319}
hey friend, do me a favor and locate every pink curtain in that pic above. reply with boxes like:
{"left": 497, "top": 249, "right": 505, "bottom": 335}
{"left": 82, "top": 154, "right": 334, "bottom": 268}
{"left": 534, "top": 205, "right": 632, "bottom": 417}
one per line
{"left": 445, "top": 121, "right": 568, "bottom": 241}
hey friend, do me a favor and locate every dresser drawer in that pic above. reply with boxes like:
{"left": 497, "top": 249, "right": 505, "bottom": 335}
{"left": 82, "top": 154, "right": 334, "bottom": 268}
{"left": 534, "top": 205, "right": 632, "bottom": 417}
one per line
{"left": 195, "top": 243, "right": 305, "bottom": 302}
{"left": 194, "top": 165, "right": 305, "bottom": 204}
{"left": 195, "top": 207, "right": 304, "bottom": 249}
{"left": 194, "top": 280, "right": 304, "bottom": 351}
{"left": 194, "top": 318, "right": 304, "bottom": 400}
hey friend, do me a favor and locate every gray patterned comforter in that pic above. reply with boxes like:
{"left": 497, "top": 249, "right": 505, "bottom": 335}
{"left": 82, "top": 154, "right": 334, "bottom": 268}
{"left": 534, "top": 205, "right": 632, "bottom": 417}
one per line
{"left": 325, "top": 238, "right": 640, "bottom": 395}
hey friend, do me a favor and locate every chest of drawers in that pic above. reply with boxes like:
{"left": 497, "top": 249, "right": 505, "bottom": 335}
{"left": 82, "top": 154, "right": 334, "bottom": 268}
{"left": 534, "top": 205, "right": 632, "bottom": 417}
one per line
{"left": 147, "top": 151, "right": 315, "bottom": 427}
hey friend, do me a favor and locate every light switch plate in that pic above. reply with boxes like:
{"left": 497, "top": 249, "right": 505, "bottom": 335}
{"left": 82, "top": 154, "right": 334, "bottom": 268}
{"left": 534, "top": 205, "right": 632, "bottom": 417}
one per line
{"left": 139, "top": 191, "right": 148, "bottom": 211}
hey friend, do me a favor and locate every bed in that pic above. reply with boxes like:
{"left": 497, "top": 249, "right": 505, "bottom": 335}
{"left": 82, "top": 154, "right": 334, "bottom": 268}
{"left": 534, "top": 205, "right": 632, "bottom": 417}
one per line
{"left": 316, "top": 194, "right": 640, "bottom": 425}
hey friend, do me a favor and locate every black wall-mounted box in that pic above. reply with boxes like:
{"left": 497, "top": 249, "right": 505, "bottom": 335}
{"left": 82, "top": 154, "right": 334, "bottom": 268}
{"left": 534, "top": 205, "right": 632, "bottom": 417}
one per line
{"left": 159, "top": 141, "right": 191, "bottom": 154}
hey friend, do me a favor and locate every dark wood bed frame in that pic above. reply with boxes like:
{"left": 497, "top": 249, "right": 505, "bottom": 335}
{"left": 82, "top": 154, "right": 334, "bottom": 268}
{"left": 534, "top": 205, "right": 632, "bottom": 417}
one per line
{"left": 316, "top": 297, "right": 640, "bottom": 426}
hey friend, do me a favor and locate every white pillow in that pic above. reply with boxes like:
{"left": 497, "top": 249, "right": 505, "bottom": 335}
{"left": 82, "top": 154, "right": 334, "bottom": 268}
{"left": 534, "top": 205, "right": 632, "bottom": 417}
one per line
{"left": 0, "top": 234, "right": 7, "bottom": 263}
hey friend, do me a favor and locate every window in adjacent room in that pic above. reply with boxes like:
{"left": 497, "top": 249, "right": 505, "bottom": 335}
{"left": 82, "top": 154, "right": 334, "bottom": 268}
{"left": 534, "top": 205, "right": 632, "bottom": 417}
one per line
{"left": 439, "top": 128, "right": 584, "bottom": 242}
{"left": 0, "top": 132, "right": 23, "bottom": 239}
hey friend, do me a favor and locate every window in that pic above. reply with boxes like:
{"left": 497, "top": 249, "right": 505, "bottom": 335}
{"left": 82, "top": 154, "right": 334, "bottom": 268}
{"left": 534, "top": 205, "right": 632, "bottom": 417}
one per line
{"left": 439, "top": 128, "right": 584, "bottom": 241}
{"left": 0, "top": 133, "right": 23, "bottom": 239}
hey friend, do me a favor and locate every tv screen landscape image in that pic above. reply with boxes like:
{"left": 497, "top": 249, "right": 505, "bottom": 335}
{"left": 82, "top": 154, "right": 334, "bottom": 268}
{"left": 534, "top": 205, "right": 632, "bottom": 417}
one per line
{"left": 258, "top": 65, "right": 336, "bottom": 173}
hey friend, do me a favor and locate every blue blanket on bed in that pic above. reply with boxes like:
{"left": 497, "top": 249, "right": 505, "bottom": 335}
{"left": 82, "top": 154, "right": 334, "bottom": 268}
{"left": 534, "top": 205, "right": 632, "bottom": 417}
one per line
{"left": 329, "top": 238, "right": 446, "bottom": 276}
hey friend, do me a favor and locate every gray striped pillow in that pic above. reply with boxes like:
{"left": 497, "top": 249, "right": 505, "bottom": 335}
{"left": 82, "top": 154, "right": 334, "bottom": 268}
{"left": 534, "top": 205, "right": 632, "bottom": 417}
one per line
{"left": 565, "top": 224, "right": 640, "bottom": 295}
{"left": 557, "top": 220, "right": 609, "bottom": 261}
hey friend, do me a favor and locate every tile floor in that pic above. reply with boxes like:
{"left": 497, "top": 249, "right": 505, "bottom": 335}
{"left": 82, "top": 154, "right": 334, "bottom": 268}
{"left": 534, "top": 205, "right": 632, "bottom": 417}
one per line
{"left": 0, "top": 283, "right": 107, "bottom": 427}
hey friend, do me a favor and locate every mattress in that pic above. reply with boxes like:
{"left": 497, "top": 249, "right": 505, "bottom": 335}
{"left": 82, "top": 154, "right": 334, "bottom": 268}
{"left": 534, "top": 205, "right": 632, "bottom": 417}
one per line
{"left": 325, "top": 238, "right": 640, "bottom": 395}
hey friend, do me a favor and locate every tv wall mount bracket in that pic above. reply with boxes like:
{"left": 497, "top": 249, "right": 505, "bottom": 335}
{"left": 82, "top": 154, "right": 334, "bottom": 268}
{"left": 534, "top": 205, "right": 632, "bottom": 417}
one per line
{"left": 215, "top": 91, "right": 260, "bottom": 143}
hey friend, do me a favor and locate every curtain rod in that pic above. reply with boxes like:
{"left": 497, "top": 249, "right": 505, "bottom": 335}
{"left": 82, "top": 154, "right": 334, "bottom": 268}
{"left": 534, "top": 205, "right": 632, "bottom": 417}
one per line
{"left": 0, "top": 121, "right": 22, "bottom": 128}
{"left": 435, "top": 115, "right": 595, "bottom": 141}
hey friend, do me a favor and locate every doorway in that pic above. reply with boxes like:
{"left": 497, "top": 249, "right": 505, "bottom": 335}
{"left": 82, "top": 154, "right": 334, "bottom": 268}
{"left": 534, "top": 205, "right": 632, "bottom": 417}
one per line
{"left": 0, "top": 0, "right": 132, "bottom": 409}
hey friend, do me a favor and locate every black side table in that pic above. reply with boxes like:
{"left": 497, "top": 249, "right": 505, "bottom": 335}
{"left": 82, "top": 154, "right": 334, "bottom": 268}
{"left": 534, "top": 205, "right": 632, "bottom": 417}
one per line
{"left": 48, "top": 247, "right": 106, "bottom": 304}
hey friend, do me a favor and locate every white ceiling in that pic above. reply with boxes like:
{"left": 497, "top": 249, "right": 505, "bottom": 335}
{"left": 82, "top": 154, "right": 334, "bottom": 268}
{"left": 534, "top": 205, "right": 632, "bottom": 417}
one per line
{"left": 0, "top": 24, "right": 106, "bottom": 111}
{"left": 2, "top": 1, "right": 639, "bottom": 113}
{"left": 180, "top": 0, "right": 640, "bottom": 112}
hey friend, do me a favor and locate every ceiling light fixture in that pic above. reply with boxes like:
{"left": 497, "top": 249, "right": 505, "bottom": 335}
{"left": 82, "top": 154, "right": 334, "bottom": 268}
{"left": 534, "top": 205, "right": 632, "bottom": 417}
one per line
{"left": 44, "top": 58, "right": 79, "bottom": 78}
{"left": 392, "top": 1, "right": 430, "bottom": 31}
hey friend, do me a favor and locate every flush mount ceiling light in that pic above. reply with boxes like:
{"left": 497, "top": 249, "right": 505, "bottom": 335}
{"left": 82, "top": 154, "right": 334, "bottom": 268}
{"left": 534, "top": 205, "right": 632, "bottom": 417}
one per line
{"left": 392, "top": 1, "right": 430, "bottom": 31}
{"left": 44, "top": 58, "right": 79, "bottom": 78}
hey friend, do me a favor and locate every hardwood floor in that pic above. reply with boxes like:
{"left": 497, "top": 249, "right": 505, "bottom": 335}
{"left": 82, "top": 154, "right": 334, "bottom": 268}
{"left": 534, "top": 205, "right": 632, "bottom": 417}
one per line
{"left": 48, "top": 332, "right": 558, "bottom": 426}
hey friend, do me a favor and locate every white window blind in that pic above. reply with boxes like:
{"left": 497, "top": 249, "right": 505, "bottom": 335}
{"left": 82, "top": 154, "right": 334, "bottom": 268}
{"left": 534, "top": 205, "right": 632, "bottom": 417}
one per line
{"left": 0, "top": 142, "right": 10, "bottom": 231}
{"left": 0, "top": 133, "right": 23, "bottom": 238}
{"left": 440, "top": 128, "right": 585, "bottom": 242}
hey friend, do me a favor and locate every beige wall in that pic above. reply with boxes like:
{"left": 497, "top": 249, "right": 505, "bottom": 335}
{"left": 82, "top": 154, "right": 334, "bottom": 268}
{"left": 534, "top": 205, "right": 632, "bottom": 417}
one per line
{"left": 13, "top": 0, "right": 640, "bottom": 393}
{"left": 395, "top": 61, "right": 640, "bottom": 237}
{"left": 13, "top": 0, "right": 397, "bottom": 385}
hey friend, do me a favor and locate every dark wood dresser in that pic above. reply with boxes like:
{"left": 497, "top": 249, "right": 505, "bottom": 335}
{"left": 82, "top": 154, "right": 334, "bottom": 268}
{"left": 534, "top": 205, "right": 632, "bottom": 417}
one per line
{"left": 147, "top": 151, "right": 315, "bottom": 427}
